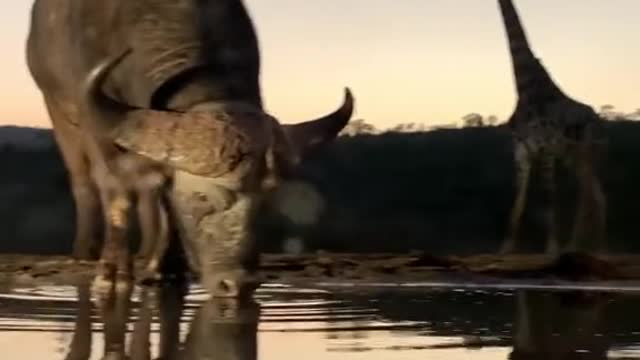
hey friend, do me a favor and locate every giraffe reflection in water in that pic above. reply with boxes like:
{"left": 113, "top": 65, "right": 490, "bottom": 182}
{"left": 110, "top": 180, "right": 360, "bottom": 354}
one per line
{"left": 509, "top": 290, "right": 613, "bottom": 360}
{"left": 63, "top": 280, "right": 259, "bottom": 360}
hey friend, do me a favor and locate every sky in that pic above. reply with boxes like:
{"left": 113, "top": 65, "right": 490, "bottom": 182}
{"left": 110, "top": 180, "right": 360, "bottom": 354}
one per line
{"left": 1, "top": 0, "right": 638, "bottom": 129}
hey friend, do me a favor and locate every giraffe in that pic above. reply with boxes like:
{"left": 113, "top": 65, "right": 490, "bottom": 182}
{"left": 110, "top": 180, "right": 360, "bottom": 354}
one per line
{"left": 496, "top": 0, "right": 607, "bottom": 255}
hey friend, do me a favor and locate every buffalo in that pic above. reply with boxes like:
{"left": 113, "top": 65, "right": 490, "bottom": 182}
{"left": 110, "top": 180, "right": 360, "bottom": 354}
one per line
{"left": 26, "top": 0, "right": 354, "bottom": 298}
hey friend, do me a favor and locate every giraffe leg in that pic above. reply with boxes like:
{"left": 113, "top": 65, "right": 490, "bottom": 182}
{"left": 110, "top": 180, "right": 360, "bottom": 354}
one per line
{"left": 568, "top": 174, "right": 588, "bottom": 253}
{"left": 541, "top": 154, "right": 558, "bottom": 255}
{"left": 588, "top": 142, "right": 608, "bottom": 254}
{"left": 569, "top": 145, "right": 589, "bottom": 252}
{"left": 501, "top": 143, "right": 531, "bottom": 254}
{"left": 568, "top": 144, "right": 607, "bottom": 253}
{"left": 512, "top": 291, "right": 557, "bottom": 357}
{"left": 591, "top": 176, "right": 607, "bottom": 253}
{"left": 513, "top": 291, "right": 534, "bottom": 353}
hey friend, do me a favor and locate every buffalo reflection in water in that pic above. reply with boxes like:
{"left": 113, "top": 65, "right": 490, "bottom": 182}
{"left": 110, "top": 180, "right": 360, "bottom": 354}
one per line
{"left": 61, "top": 281, "right": 617, "bottom": 360}
{"left": 63, "top": 280, "right": 259, "bottom": 360}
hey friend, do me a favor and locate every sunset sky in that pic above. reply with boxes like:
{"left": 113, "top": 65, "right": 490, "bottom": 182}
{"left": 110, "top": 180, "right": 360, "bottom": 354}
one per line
{"left": 1, "top": 0, "right": 638, "bottom": 129}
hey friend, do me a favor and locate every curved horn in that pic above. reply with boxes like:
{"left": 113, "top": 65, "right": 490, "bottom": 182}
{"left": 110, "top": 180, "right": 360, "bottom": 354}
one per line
{"left": 282, "top": 87, "right": 354, "bottom": 157}
{"left": 84, "top": 50, "right": 270, "bottom": 177}
{"left": 82, "top": 48, "right": 136, "bottom": 135}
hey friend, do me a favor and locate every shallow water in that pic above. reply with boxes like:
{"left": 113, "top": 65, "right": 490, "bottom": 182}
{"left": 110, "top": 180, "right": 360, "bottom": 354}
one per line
{"left": 1, "top": 282, "right": 640, "bottom": 359}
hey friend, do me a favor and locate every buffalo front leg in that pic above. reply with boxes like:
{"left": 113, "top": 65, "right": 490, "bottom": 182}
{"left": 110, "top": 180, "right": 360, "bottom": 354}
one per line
{"left": 132, "top": 169, "right": 170, "bottom": 282}
{"left": 92, "top": 171, "right": 134, "bottom": 302}
{"left": 157, "top": 281, "right": 187, "bottom": 359}
{"left": 98, "top": 271, "right": 133, "bottom": 360}
{"left": 129, "top": 287, "right": 153, "bottom": 360}
{"left": 64, "top": 282, "right": 93, "bottom": 360}
{"left": 139, "top": 191, "right": 171, "bottom": 283}
{"left": 44, "top": 97, "right": 102, "bottom": 259}
{"left": 501, "top": 143, "right": 531, "bottom": 254}
{"left": 110, "top": 154, "right": 170, "bottom": 281}
{"left": 136, "top": 189, "right": 159, "bottom": 259}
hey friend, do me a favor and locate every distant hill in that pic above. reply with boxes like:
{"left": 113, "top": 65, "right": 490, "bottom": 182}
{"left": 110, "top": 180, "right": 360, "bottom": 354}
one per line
{"left": 1, "top": 121, "right": 640, "bottom": 256}
{"left": 0, "top": 125, "right": 56, "bottom": 151}
{"left": 0, "top": 125, "right": 73, "bottom": 254}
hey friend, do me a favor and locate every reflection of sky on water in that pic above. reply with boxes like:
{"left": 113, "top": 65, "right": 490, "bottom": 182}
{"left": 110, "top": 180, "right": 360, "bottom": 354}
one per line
{"left": 0, "top": 283, "right": 639, "bottom": 359}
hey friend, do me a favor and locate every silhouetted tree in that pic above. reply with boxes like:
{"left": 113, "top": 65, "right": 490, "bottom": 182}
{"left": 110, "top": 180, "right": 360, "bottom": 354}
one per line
{"left": 462, "top": 113, "right": 484, "bottom": 127}
{"left": 599, "top": 104, "right": 625, "bottom": 120}
{"left": 340, "top": 118, "right": 378, "bottom": 136}
{"left": 388, "top": 122, "right": 428, "bottom": 133}
{"left": 627, "top": 108, "right": 640, "bottom": 121}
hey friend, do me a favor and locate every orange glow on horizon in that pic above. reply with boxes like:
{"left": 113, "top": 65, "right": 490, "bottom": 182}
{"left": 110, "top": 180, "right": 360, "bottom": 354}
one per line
{"left": 1, "top": 0, "right": 638, "bottom": 130}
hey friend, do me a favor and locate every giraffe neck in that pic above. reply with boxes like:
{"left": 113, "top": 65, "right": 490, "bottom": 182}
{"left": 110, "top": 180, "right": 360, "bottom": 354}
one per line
{"left": 498, "top": 0, "right": 565, "bottom": 105}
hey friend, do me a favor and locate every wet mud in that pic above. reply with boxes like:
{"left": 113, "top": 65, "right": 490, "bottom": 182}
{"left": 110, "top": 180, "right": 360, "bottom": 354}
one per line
{"left": 1, "top": 251, "right": 639, "bottom": 289}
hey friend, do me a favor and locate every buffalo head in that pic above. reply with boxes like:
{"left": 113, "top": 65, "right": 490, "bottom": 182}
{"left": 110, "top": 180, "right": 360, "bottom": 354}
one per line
{"left": 83, "top": 49, "right": 354, "bottom": 298}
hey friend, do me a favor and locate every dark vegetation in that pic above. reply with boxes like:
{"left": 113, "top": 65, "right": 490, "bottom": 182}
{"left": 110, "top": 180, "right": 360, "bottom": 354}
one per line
{"left": 0, "top": 127, "right": 74, "bottom": 254}
{"left": 1, "top": 112, "right": 640, "bottom": 256}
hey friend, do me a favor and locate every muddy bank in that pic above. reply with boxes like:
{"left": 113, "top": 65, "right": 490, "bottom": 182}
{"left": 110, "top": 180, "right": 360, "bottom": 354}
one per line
{"left": 1, "top": 252, "right": 639, "bottom": 290}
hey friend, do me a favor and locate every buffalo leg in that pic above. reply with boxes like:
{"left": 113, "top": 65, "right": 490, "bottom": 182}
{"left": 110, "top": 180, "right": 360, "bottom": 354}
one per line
{"left": 157, "top": 281, "right": 187, "bottom": 359}
{"left": 139, "top": 188, "right": 170, "bottom": 282}
{"left": 129, "top": 287, "right": 153, "bottom": 360}
{"left": 136, "top": 190, "right": 159, "bottom": 259}
{"left": 64, "top": 282, "right": 93, "bottom": 360}
{"left": 44, "top": 96, "right": 102, "bottom": 259}
{"left": 135, "top": 169, "right": 168, "bottom": 263}
{"left": 129, "top": 163, "right": 170, "bottom": 281}
{"left": 92, "top": 167, "right": 134, "bottom": 301}
{"left": 98, "top": 270, "right": 133, "bottom": 360}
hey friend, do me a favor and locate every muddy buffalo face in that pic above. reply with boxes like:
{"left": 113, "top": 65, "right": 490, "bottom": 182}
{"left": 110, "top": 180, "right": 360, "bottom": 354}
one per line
{"left": 83, "top": 50, "right": 354, "bottom": 298}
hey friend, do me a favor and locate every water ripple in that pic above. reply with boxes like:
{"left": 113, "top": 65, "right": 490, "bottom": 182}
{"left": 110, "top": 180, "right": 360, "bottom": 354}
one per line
{"left": 1, "top": 282, "right": 640, "bottom": 359}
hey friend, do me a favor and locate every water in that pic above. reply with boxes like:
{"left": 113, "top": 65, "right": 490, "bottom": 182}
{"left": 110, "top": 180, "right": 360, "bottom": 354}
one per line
{"left": 1, "top": 281, "right": 640, "bottom": 359}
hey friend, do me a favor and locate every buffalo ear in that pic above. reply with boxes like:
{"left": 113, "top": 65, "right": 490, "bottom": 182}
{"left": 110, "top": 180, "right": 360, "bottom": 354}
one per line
{"left": 282, "top": 88, "right": 354, "bottom": 159}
